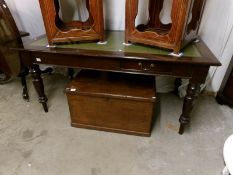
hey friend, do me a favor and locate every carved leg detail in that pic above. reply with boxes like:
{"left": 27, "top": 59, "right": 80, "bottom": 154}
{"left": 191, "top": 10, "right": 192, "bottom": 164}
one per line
{"left": 30, "top": 65, "right": 48, "bottom": 112}
{"left": 179, "top": 83, "right": 201, "bottom": 134}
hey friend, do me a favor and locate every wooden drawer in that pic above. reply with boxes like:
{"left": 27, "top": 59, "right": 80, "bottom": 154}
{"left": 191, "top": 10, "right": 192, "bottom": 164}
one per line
{"left": 31, "top": 52, "right": 120, "bottom": 70}
{"left": 120, "top": 60, "right": 172, "bottom": 75}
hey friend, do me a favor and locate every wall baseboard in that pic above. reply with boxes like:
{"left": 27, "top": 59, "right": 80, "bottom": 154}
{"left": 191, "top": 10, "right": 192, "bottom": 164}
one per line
{"left": 201, "top": 90, "right": 217, "bottom": 97}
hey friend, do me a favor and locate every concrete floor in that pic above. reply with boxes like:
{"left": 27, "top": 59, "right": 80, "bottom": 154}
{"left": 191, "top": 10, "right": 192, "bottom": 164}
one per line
{"left": 0, "top": 74, "right": 233, "bottom": 175}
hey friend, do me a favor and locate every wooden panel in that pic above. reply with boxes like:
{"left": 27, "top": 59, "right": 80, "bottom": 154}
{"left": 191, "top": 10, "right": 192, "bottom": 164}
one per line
{"left": 65, "top": 70, "right": 156, "bottom": 136}
{"left": 67, "top": 95, "right": 155, "bottom": 136}
{"left": 31, "top": 52, "right": 120, "bottom": 71}
{"left": 66, "top": 70, "right": 156, "bottom": 101}
{"left": 171, "top": 64, "right": 193, "bottom": 78}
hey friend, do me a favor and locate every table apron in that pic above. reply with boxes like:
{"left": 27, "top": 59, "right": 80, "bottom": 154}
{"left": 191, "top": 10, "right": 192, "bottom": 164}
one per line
{"left": 21, "top": 51, "right": 210, "bottom": 81}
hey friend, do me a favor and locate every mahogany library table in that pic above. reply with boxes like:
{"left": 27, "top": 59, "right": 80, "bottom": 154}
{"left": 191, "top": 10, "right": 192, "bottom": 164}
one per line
{"left": 15, "top": 31, "right": 221, "bottom": 134}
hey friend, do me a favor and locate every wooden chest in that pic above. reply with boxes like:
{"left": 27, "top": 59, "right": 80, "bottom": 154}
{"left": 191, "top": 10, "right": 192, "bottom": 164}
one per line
{"left": 65, "top": 70, "right": 156, "bottom": 136}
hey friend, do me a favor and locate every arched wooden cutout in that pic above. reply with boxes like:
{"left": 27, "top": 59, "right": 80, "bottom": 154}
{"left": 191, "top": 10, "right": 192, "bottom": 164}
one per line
{"left": 187, "top": 0, "right": 206, "bottom": 34}
{"left": 57, "top": 0, "right": 90, "bottom": 23}
{"left": 125, "top": 0, "right": 206, "bottom": 54}
{"left": 54, "top": 0, "right": 93, "bottom": 31}
{"left": 39, "top": 0, "right": 104, "bottom": 45}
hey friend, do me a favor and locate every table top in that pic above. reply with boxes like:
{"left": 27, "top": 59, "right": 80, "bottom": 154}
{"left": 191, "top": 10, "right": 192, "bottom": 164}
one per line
{"left": 20, "top": 31, "right": 221, "bottom": 66}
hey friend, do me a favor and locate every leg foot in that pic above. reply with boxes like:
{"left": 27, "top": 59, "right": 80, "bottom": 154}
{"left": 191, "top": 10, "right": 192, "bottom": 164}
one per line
{"left": 30, "top": 65, "right": 48, "bottom": 112}
{"left": 41, "top": 98, "right": 48, "bottom": 112}
{"left": 178, "top": 124, "right": 185, "bottom": 135}
{"left": 179, "top": 83, "right": 201, "bottom": 134}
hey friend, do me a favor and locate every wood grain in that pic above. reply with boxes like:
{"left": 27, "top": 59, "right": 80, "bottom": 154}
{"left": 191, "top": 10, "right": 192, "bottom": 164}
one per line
{"left": 66, "top": 70, "right": 156, "bottom": 136}
{"left": 38, "top": 0, "right": 104, "bottom": 45}
{"left": 14, "top": 31, "right": 221, "bottom": 134}
{"left": 125, "top": 0, "right": 206, "bottom": 53}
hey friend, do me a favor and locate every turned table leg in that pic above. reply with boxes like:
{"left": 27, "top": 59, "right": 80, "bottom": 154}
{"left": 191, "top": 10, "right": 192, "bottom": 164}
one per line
{"left": 30, "top": 65, "right": 48, "bottom": 112}
{"left": 19, "top": 66, "right": 29, "bottom": 101}
{"left": 179, "top": 83, "right": 201, "bottom": 134}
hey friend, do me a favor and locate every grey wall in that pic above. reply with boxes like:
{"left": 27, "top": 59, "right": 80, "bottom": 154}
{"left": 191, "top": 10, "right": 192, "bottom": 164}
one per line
{"left": 199, "top": 0, "right": 233, "bottom": 92}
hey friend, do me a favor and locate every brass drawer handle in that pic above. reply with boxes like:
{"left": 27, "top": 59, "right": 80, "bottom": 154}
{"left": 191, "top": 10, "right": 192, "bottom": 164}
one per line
{"left": 138, "top": 62, "right": 154, "bottom": 71}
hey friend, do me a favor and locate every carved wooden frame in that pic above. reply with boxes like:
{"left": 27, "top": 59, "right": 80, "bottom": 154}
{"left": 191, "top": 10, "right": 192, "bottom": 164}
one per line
{"left": 39, "top": 0, "right": 104, "bottom": 45}
{"left": 125, "top": 0, "right": 206, "bottom": 53}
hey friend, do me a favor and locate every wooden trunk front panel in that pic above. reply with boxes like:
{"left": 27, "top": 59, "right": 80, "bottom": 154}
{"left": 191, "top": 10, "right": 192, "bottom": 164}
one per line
{"left": 67, "top": 94, "right": 155, "bottom": 136}
{"left": 65, "top": 70, "right": 156, "bottom": 136}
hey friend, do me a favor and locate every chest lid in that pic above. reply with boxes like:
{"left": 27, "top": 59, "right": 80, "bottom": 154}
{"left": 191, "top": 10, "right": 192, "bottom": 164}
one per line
{"left": 65, "top": 70, "right": 156, "bottom": 102}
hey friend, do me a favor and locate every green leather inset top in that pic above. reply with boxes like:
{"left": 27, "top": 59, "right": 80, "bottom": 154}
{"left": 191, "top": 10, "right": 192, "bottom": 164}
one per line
{"left": 31, "top": 31, "right": 201, "bottom": 57}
